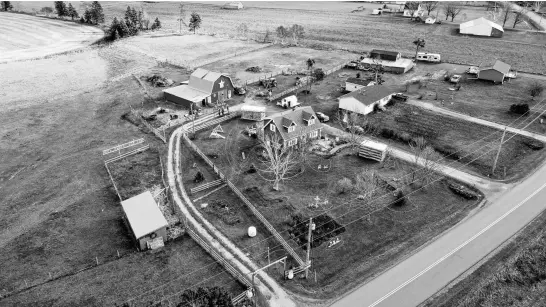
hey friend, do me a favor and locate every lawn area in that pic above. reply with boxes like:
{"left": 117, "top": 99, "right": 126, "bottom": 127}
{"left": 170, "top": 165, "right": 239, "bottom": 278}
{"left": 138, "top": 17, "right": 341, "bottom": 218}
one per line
{"left": 412, "top": 77, "right": 546, "bottom": 135}
{"left": 189, "top": 117, "right": 483, "bottom": 298}
{"left": 422, "top": 204, "right": 546, "bottom": 307}
{"left": 362, "top": 102, "right": 546, "bottom": 180}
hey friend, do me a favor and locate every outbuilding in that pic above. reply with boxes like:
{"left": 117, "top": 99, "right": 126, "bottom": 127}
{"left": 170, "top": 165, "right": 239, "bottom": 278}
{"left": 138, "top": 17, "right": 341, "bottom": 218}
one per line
{"left": 369, "top": 49, "right": 401, "bottom": 62}
{"left": 459, "top": 17, "right": 504, "bottom": 37}
{"left": 338, "top": 85, "right": 394, "bottom": 116}
{"left": 359, "top": 140, "right": 388, "bottom": 162}
{"left": 223, "top": 1, "right": 243, "bottom": 9}
{"left": 477, "top": 60, "right": 511, "bottom": 84}
{"left": 425, "top": 16, "right": 436, "bottom": 24}
{"left": 345, "top": 77, "right": 376, "bottom": 92}
{"left": 121, "top": 191, "right": 169, "bottom": 251}
{"left": 163, "top": 68, "right": 235, "bottom": 108}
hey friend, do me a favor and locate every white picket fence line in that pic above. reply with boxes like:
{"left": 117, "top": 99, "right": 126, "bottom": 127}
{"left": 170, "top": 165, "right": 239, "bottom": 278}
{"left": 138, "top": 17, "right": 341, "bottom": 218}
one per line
{"left": 104, "top": 145, "right": 150, "bottom": 164}
{"left": 190, "top": 179, "right": 225, "bottom": 194}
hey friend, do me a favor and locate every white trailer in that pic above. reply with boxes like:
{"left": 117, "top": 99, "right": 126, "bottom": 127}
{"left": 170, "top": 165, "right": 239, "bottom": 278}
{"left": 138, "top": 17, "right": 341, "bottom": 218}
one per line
{"left": 277, "top": 95, "right": 300, "bottom": 109}
{"left": 416, "top": 52, "right": 441, "bottom": 63}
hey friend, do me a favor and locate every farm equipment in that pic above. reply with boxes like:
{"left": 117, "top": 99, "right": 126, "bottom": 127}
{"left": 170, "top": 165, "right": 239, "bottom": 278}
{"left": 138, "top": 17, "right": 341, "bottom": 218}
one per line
{"left": 234, "top": 86, "right": 246, "bottom": 95}
{"left": 246, "top": 66, "right": 263, "bottom": 73}
{"left": 392, "top": 93, "right": 409, "bottom": 101}
{"left": 450, "top": 74, "right": 462, "bottom": 84}
{"left": 277, "top": 95, "right": 300, "bottom": 109}
{"left": 465, "top": 66, "right": 480, "bottom": 75}
{"left": 315, "top": 112, "right": 330, "bottom": 122}
{"left": 260, "top": 77, "right": 277, "bottom": 88}
{"left": 146, "top": 74, "right": 174, "bottom": 87}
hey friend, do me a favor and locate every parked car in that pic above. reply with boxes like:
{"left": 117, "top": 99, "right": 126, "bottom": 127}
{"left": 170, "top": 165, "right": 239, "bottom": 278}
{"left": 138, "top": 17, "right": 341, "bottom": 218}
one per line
{"left": 234, "top": 87, "right": 246, "bottom": 95}
{"left": 392, "top": 93, "right": 409, "bottom": 101}
{"left": 450, "top": 74, "right": 462, "bottom": 83}
{"left": 345, "top": 61, "right": 359, "bottom": 69}
{"left": 315, "top": 112, "right": 330, "bottom": 122}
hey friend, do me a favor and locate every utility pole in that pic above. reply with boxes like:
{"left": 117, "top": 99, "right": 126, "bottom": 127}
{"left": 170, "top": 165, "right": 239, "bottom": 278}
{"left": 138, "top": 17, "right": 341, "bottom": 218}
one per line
{"left": 305, "top": 217, "right": 314, "bottom": 279}
{"left": 492, "top": 127, "right": 507, "bottom": 175}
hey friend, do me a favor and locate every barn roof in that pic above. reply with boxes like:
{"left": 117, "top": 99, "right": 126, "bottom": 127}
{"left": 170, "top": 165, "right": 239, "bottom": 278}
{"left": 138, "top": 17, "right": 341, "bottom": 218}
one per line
{"left": 346, "top": 78, "right": 374, "bottom": 86}
{"left": 460, "top": 17, "right": 504, "bottom": 32}
{"left": 264, "top": 106, "right": 322, "bottom": 141}
{"left": 481, "top": 60, "right": 511, "bottom": 74}
{"left": 339, "top": 85, "right": 394, "bottom": 106}
{"left": 163, "top": 85, "right": 209, "bottom": 102}
{"left": 121, "top": 191, "right": 168, "bottom": 239}
{"left": 188, "top": 68, "right": 233, "bottom": 94}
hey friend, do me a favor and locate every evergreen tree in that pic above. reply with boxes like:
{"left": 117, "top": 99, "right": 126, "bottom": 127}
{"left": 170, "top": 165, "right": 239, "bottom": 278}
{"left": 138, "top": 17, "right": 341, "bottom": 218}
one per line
{"left": 79, "top": 16, "right": 85, "bottom": 23}
{"left": 90, "top": 1, "right": 104, "bottom": 24}
{"left": 151, "top": 17, "right": 161, "bottom": 30}
{"left": 108, "top": 17, "right": 120, "bottom": 40}
{"left": 54, "top": 1, "right": 67, "bottom": 18}
{"left": 67, "top": 3, "right": 79, "bottom": 20}
{"left": 119, "top": 19, "right": 130, "bottom": 38}
{"left": 1, "top": 1, "right": 13, "bottom": 11}
{"left": 83, "top": 8, "right": 92, "bottom": 23}
{"left": 188, "top": 12, "right": 202, "bottom": 34}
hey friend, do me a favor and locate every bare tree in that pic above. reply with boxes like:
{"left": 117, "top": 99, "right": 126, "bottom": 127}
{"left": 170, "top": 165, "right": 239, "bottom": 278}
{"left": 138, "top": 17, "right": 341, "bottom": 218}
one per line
{"left": 335, "top": 109, "right": 376, "bottom": 151}
{"left": 276, "top": 25, "right": 289, "bottom": 44}
{"left": 448, "top": 2, "right": 463, "bottom": 21}
{"left": 369, "top": 55, "right": 385, "bottom": 84}
{"left": 177, "top": 3, "right": 186, "bottom": 34}
{"left": 257, "top": 133, "right": 305, "bottom": 190}
{"left": 533, "top": 1, "right": 543, "bottom": 12}
{"left": 237, "top": 23, "right": 249, "bottom": 39}
{"left": 442, "top": 3, "right": 451, "bottom": 20}
{"left": 409, "top": 136, "right": 443, "bottom": 185}
{"left": 424, "top": 1, "right": 438, "bottom": 15}
{"left": 290, "top": 24, "right": 305, "bottom": 45}
{"left": 500, "top": 6, "right": 512, "bottom": 27}
{"left": 413, "top": 38, "right": 426, "bottom": 63}
{"left": 528, "top": 81, "right": 545, "bottom": 99}
{"left": 512, "top": 8, "right": 526, "bottom": 28}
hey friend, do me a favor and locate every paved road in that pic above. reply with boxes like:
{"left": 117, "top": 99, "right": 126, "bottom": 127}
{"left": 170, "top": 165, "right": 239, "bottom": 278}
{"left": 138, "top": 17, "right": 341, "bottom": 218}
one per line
{"left": 330, "top": 156, "right": 546, "bottom": 307}
{"left": 406, "top": 99, "right": 546, "bottom": 143}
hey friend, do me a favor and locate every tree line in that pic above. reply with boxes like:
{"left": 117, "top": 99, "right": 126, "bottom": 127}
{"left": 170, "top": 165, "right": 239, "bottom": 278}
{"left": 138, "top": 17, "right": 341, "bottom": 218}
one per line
{"left": 107, "top": 6, "right": 162, "bottom": 41}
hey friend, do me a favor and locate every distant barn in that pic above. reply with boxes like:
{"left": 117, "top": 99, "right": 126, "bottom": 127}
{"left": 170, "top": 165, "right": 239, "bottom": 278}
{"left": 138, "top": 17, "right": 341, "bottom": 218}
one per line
{"left": 223, "top": 1, "right": 244, "bottom": 10}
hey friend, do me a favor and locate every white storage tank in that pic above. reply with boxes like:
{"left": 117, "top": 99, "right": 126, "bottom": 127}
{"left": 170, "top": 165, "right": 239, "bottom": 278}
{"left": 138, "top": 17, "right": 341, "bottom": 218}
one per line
{"left": 248, "top": 226, "right": 257, "bottom": 237}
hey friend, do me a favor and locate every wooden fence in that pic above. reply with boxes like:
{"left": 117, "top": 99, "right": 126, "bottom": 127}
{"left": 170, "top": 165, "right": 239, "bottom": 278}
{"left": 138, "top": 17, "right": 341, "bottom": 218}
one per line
{"left": 130, "top": 109, "right": 167, "bottom": 143}
{"left": 182, "top": 133, "right": 306, "bottom": 267}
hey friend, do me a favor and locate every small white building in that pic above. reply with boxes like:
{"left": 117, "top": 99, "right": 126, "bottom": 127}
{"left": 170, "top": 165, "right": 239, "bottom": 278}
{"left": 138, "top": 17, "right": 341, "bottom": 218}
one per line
{"left": 338, "top": 85, "right": 394, "bottom": 116}
{"left": 241, "top": 105, "right": 266, "bottom": 121}
{"left": 425, "top": 16, "right": 436, "bottom": 24}
{"left": 359, "top": 140, "right": 388, "bottom": 162}
{"left": 223, "top": 1, "right": 243, "bottom": 9}
{"left": 345, "top": 77, "right": 376, "bottom": 92}
{"left": 121, "top": 191, "right": 169, "bottom": 251}
{"left": 460, "top": 17, "right": 504, "bottom": 37}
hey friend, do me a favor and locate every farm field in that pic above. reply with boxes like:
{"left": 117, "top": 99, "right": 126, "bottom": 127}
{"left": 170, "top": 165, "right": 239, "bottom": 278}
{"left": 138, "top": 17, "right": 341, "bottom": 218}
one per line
{"left": 189, "top": 117, "right": 482, "bottom": 298}
{"left": 0, "top": 12, "right": 104, "bottom": 63}
{"left": 362, "top": 102, "right": 546, "bottom": 180}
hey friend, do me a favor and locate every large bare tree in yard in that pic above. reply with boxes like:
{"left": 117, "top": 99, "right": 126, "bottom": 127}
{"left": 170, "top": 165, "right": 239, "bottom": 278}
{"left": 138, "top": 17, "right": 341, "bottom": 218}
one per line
{"left": 335, "top": 109, "right": 376, "bottom": 151}
{"left": 500, "top": 6, "right": 512, "bottom": 27}
{"left": 512, "top": 8, "right": 526, "bottom": 28}
{"left": 258, "top": 133, "right": 305, "bottom": 191}
{"left": 177, "top": 3, "right": 187, "bottom": 34}
{"left": 290, "top": 24, "right": 305, "bottom": 45}
{"left": 528, "top": 81, "right": 545, "bottom": 100}
{"left": 276, "top": 25, "right": 289, "bottom": 44}
{"left": 409, "top": 136, "right": 443, "bottom": 185}
{"left": 442, "top": 2, "right": 462, "bottom": 21}
{"left": 413, "top": 38, "right": 425, "bottom": 63}
{"left": 424, "top": 1, "right": 438, "bottom": 15}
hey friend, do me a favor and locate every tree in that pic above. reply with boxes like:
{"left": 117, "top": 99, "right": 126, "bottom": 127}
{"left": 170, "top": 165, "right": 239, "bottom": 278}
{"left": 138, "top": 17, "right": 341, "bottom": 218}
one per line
{"left": 1, "top": 1, "right": 13, "bottom": 11}
{"left": 138, "top": 7, "right": 151, "bottom": 30}
{"left": 188, "top": 12, "right": 202, "bottom": 34}
{"left": 90, "top": 1, "right": 104, "bottom": 24}
{"left": 413, "top": 38, "right": 425, "bottom": 63}
{"left": 409, "top": 136, "right": 442, "bottom": 185}
{"left": 236, "top": 23, "right": 249, "bottom": 39}
{"left": 119, "top": 19, "right": 130, "bottom": 38}
{"left": 528, "top": 81, "right": 545, "bottom": 99}
{"left": 124, "top": 6, "right": 139, "bottom": 35}
{"left": 290, "top": 24, "right": 305, "bottom": 45}
{"left": 442, "top": 3, "right": 451, "bottom": 20}
{"left": 263, "top": 28, "right": 272, "bottom": 43}
{"left": 424, "top": 1, "right": 438, "bottom": 15}
{"left": 108, "top": 17, "right": 120, "bottom": 40}
{"left": 276, "top": 25, "right": 289, "bottom": 44}
{"left": 258, "top": 133, "right": 305, "bottom": 191}
{"left": 54, "top": 1, "right": 67, "bottom": 18}
{"left": 151, "top": 17, "right": 162, "bottom": 30}
{"left": 445, "top": 2, "right": 463, "bottom": 21}
{"left": 177, "top": 3, "right": 186, "bottom": 33}
{"left": 83, "top": 8, "right": 92, "bottom": 23}
{"left": 67, "top": 3, "right": 79, "bottom": 20}
{"left": 500, "top": 6, "right": 512, "bottom": 27}
{"left": 306, "top": 58, "right": 315, "bottom": 71}
{"left": 41, "top": 6, "right": 54, "bottom": 15}
{"left": 512, "top": 8, "right": 525, "bottom": 28}
{"left": 177, "top": 287, "right": 233, "bottom": 307}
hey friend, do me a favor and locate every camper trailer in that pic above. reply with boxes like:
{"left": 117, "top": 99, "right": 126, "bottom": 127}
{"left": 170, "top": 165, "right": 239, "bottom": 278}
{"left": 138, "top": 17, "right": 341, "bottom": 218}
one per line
{"left": 277, "top": 95, "right": 300, "bottom": 109}
{"left": 416, "top": 52, "right": 441, "bottom": 63}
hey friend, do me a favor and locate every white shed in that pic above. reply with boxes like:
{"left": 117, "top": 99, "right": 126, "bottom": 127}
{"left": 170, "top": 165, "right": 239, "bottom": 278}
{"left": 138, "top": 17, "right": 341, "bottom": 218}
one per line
{"left": 241, "top": 105, "right": 266, "bottom": 121}
{"left": 425, "top": 17, "right": 436, "bottom": 24}
{"left": 460, "top": 17, "right": 504, "bottom": 37}
{"left": 359, "top": 140, "right": 388, "bottom": 162}
{"left": 223, "top": 1, "right": 243, "bottom": 10}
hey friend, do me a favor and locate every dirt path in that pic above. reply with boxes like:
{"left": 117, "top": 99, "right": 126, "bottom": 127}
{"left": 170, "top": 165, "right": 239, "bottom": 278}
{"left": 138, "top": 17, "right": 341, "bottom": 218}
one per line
{"left": 0, "top": 13, "right": 104, "bottom": 63}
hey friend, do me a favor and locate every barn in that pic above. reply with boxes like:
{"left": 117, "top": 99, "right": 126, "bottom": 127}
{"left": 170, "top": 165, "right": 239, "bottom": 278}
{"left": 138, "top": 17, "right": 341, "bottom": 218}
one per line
{"left": 460, "top": 17, "right": 504, "bottom": 37}
{"left": 121, "top": 191, "right": 169, "bottom": 251}
{"left": 163, "top": 68, "right": 235, "bottom": 108}
{"left": 477, "top": 60, "right": 511, "bottom": 84}
{"left": 338, "top": 85, "right": 394, "bottom": 116}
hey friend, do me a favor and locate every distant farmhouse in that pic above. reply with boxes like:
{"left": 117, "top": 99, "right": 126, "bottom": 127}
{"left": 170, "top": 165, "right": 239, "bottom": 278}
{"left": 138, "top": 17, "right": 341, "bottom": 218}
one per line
{"left": 338, "top": 85, "right": 394, "bottom": 116}
{"left": 260, "top": 106, "right": 323, "bottom": 147}
{"left": 403, "top": 2, "right": 424, "bottom": 18}
{"left": 477, "top": 60, "right": 511, "bottom": 84}
{"left": 223, "top": 1, "right": 244, "bottom": 10}
{"left": 163, "top": 68, "right": 235, "bottom": 108}
{"left": 460, "top": 17, "right": 504, "bottom": 37}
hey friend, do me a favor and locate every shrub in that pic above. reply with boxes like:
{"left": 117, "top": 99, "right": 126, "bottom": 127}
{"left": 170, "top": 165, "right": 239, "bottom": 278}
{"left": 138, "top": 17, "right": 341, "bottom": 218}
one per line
{"left": 392, "top": 189, "right": 406, "bottom": 206}
{"left": 334, "top": 177, "right": 353, "bottom": 194}
{"left": 313, "top": 68, "right": 326, "bottom": 81}
{"left": 528, "top": 81, "right": 545, "bottom": 99}
{"left": 399, "top": 132, "right": 412, "bottom": 143}
{"left": 509, "top": 103, "right": 530, "bottom": 115}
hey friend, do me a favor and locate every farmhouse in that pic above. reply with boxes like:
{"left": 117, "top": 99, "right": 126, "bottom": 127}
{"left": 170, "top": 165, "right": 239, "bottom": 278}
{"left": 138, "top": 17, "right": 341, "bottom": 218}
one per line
{"left": 460, "top": 17, "right": 504, "bottom": 37}
{"left": 260, "top": 106, "right": 323, "bottom": 147}
{"left": 477, "top": 60, "right": 511, "bottom": 84}
{"left": 338, "top": 85, "right": 394, "bottom": 116}
{"left": 121, "top": 191, "right": 169, "bottom": 251}
{"left": 403, "top": 2, "right": 424, "bottom": 17}
{"left": 223, "top": 1, "right": 243, "bottom": 9}
{"left": 345, "top": 77, "right": 376, "bottom": 92}
{"left": 163, "top": 68, "right": 235, "bottom": 108}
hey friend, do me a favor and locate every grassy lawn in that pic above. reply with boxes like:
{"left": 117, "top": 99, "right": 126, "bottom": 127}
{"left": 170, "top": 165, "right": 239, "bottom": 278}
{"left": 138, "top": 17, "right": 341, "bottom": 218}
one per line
{"left": 189, "top": 117, "right": 482, "bottom": 298}
{"left": 422, "top": 205, "right": 546, "bottom": 307}
{"left": 361, "top": 102, "right": 546, "bottom": 180}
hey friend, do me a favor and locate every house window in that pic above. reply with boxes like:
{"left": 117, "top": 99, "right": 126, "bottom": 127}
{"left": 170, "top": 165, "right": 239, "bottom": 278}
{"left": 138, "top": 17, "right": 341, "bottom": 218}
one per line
{"left": 308, "top": 119, "right": 315, "bottom": 126}
{"left": 207, "top": 96, "right": 211, "bottom": 103}
{"left": 228, "top": 90, "right": 231, "bottom": 98}
{"left": 288, "top": 126, "right": 295, "bottom": 133}
{"left": 309, "top": 130, "right": 318, "bottom": 138}
{"left": 288, "top": 138, "right": 298, "bottom": 146}
{"left": 270, "top": 124, "right": 275, "bottom": 131}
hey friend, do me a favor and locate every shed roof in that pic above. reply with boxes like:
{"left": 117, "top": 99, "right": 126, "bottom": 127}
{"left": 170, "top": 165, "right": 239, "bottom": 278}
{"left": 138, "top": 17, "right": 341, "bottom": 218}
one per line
{"left": 481, "top": 60, "right": 511, "bottom": 74}
{"left": 163, "top": 85, "right": 209, "bottom": 103}
{"left": 264, "top": 106, "right": 322, "bottom": 141}
{"left": 346, "top": 78, "right": 374, "bottom": 86}
{"left": 460, "top": 17, "right": 504, "bottom": 32}
{"left": 121, "top": 191, "right": 168, "bottom": 239}
{"left": 360, "top": 139, "right": 388, "bottom": 152}
{"left": 370, "top": 49, "right": 400, "bottom": 58}
{"left": 339, "top": 85, "right": 394, "bottom": 106}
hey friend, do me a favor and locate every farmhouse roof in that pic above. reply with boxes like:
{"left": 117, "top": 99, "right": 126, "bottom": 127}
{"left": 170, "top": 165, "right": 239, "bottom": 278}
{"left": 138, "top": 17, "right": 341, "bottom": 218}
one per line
{"left": 346, "top": 78, "right": 374, "bottom": 86}
{"left": 481, "top": 60, "right": 511, "bottom": 74}
{"left": 121, "top": 191, "right": 168, "bottom": 239}
{"left": 301, "top": 109, "right": 315, "bottom": 121}
{"left": 264, "top": 106, "right": 322, "bottom": 141}
{"left": 339, "top": 85, "right": 394, "bottom": 106}
{"left": 460, "top": 17, "right": 504, "bottom": 32}
{"left": 163, "top": 85, "right": 210, "bottom": 103}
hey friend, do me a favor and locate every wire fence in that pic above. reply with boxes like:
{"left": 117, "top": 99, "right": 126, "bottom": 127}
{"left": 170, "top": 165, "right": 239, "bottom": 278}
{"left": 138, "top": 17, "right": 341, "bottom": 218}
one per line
{"left": 130, "top": 109, "right": 167, "bottom": 143}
